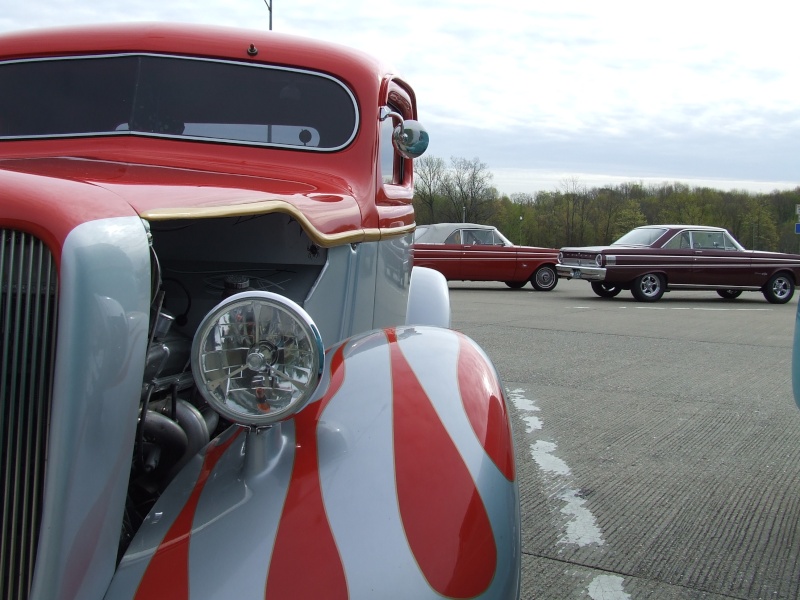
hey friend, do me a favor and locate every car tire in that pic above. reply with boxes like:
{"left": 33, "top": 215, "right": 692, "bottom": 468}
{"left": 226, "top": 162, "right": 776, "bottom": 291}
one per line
{"left": 762, "top": 272, "right": 795, "bottom": 304}
{"left": 717, "top": 289, "right": 742, "bottom": 300}
{"left": 531, "top": 265, "right": 558, "bottom": 291}
{"left": 505, "top": 281, "right": 526, "bottom": 289}
{"left": 630, "top": 273, "right": 665, "bottom": 302}
{"left": 591, "top": 282, "right": 622, "bottom": 298}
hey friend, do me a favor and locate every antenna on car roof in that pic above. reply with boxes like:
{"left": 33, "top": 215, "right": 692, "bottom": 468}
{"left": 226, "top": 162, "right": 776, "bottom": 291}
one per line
{"left": 263, "top": 0, "right": 273, "bottom": 30}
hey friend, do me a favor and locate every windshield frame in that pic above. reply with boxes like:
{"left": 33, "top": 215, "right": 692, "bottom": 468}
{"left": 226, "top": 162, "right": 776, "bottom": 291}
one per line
{"left": 0, "top": 53, "right": 360, "bottom": 152}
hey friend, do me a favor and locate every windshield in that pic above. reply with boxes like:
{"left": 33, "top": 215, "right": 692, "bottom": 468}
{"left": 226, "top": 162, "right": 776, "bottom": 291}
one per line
{"left": 612, "top": 227, "right": 668, "bottom": 247}
{"left": 0, "top": 54, "right": 358, "bottom": 150}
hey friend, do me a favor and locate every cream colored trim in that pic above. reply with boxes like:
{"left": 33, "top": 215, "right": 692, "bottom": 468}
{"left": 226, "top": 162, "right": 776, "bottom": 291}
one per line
{"left": 139, "top": 201, "right": 415, "bottom": 246}
{"left": 381, "top": 223, "right": 416, "bottom": 239}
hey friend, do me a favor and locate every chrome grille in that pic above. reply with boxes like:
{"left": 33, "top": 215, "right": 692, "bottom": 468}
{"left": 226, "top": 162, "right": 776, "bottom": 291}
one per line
{"left": 1, "top": 229, "right": 58, "bottom": 600}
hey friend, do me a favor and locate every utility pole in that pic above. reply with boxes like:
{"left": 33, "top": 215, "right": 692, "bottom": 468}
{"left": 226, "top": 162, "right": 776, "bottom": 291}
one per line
{"left": 264, "top": 0, "right": 273, "bottom": 30}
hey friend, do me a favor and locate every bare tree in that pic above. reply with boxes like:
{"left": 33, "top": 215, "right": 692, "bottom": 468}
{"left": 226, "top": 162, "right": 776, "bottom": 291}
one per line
{"left": 441, "top": 156, "right": 497, "bottom": 223}
{"left": 413, "top": 155, "right": 447, "bottom": 224}
{"left": 558, "top": 176, "right": 589, "bottom": 245}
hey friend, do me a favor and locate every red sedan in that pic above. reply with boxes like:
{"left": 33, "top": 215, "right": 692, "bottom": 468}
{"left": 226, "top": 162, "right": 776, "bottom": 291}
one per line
{"left": 413, "top": 223, "right": 560, "bottom": 290}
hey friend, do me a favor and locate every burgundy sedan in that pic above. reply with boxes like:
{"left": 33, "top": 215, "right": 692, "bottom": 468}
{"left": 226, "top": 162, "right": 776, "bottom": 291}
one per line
{"left": 556, "top": 224, "right": 800, "bottom": 303}
{"left": 413, "top": 223, "right": 560, "bottom": 290}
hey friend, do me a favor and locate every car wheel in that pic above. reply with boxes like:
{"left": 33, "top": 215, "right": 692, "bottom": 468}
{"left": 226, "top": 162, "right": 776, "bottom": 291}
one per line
{"left": 630, "top": 273, "right": 665, "bottom": 302}
{"left": 505, "top": 281, "right": 526, "bottom": 289}
{"left": 717, "top": 289, "right": 742, "bottom": 300}
{"left": 762, "top": 273, "right": 795, "bottom": 304}
{"left": 531, "top": 265, "right": 558, "bottom": 291}
{"left": 591, "top": 282, "right": 622, "bottom": 298}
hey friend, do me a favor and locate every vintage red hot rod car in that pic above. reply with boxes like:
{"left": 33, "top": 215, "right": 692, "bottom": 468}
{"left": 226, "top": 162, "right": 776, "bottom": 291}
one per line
{"left": 0, "top": 23, "right": 520, "bottom": 600}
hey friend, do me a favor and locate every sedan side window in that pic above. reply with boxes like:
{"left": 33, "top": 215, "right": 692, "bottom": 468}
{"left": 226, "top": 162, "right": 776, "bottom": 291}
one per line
{"left": 445, "top": 230, "right": 462, "bottom": 244}
{"left": 663, "top": 232, "right": 691, "bottom": 249}
{"left": 466, "top": 229, "right": 492, "bottom": 245}
{"left": 692, "top": 232, "right": 707, "bottom": 249}
{"left": 692, "top": 231, "right": 726, "bottom": 249}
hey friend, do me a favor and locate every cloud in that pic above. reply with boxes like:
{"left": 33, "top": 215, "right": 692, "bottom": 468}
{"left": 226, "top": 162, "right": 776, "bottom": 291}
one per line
{"left": 1, "top": 0, "right": 798, "bottom": 193}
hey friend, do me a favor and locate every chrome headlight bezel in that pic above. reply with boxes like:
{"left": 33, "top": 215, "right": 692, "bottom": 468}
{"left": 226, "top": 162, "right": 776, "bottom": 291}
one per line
{"left": 190, "top": 291, "right": 324, "bottom": 427}
{"left": 595, "top": 253, "right": 604, "bottom": 267}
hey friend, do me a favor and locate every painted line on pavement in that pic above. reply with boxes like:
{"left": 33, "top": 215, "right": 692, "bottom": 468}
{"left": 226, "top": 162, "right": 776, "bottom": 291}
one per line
{"left": 509, "top": 389, "right": 604, "bottom": 546}
{"left": 568, "top": 306, "right": 771, "bottom": 312}
{"left": 509, "top": 388, "right": 631, "bottom": 597}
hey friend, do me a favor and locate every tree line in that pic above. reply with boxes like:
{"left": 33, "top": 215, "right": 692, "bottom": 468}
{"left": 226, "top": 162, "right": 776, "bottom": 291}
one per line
{"left": 413, "top": 155, "right": 800, "bottom": 253}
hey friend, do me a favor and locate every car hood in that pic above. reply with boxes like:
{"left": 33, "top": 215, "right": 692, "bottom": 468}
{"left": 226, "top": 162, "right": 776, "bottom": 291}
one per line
{"left": 560, "top": 245, "right": 616, "bottom": 253}
{"left": 0, "top": 156, "right": 364, "bottom": 248}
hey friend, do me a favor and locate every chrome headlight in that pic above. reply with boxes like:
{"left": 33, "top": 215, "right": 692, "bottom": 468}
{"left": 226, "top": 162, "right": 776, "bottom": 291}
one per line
{"left": 191, "top": 291, "right": 324, "bottom": 427}
{"left": 557, "top": 251, "right": 564, "bottom": 264}
{"left": 595, "top": 253, "right": 604, "bottom": 267}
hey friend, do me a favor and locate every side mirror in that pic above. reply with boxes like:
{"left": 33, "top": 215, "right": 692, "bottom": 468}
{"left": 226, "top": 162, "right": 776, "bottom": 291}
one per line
{"left": 381, "top": 107, "right": 429, "bottom": 159}
{"left": 392, "top": 120, "right": 429, "bottom": 159}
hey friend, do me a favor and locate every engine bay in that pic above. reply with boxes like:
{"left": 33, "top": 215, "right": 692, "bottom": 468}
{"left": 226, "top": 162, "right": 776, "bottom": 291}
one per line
{"left": 120, "top": 213, "right": 326, "bottom": 556}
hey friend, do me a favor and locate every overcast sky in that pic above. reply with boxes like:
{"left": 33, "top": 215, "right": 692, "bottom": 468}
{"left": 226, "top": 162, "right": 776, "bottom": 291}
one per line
{"left": 2, "top": 1, "right": 798, "bottom": 194}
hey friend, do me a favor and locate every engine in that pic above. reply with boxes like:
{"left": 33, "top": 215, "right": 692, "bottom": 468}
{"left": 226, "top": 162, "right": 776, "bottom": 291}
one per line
{"left": 119, "top": 213, "right": 328, "bottom": 557}
{"left": 120, "top": 302, "right": 224, "bottom": 556}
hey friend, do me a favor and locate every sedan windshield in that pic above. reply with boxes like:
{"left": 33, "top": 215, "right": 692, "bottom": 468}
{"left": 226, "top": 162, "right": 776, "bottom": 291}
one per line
{"left": 0, "top": 54, "right": 358, "bottom": 150}
{"left": 613, "top": 227, "right": 668, "bottom": 247}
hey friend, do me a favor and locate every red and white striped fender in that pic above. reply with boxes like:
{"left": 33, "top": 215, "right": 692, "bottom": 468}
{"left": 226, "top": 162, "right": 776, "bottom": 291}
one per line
{"left": 107, "top": 325, "right": 520, "bottom": 600}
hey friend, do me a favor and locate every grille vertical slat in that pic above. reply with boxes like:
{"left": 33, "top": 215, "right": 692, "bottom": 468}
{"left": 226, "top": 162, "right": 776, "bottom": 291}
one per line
{"left": 1, "top": 230, "right": 58, "bottom": 600}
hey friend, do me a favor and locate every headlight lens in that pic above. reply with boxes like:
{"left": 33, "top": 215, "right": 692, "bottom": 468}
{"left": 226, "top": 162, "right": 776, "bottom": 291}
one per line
{"left": 191, "top": 291, "right": 324, "bottom": 427}
{"left": 595, "top": 253, "right": 604, "bottom": 267}
{"left": 557, "top": 251, "right": 564, "bottom": 264}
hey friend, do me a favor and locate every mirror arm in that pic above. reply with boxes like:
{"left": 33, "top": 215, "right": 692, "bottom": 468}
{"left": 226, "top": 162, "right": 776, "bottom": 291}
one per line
{"left": 379, "top": 106, "right": 404, "bottom": 126}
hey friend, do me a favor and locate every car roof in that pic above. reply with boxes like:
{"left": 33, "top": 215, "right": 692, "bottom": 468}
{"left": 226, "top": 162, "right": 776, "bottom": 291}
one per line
{"left": 0, "top": 22, "right": 385, "bottom": 77}
{"left": 641, "top": 224, "right": 728, "bottom": 232}
{"left": 414, "top": 223, "right": 496, "bottom": 243}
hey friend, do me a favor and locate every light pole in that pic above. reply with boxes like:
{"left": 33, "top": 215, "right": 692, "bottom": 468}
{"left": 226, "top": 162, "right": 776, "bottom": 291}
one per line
{"left": 264, "top": 0, "right": 273, "bottom": 30}
{"left": 519, "top": 215, "right": 523, "bottom": 245}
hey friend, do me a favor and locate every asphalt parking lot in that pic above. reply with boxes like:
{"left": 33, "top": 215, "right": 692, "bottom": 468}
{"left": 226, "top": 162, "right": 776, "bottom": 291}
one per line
{"left": 448, "top": 279, "right": 800, "bottom": 600}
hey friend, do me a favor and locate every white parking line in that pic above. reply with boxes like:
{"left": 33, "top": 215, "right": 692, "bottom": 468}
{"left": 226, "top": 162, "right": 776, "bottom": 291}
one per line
{"left": 633, "top": 306, "right": 770, "bottom": 311}
{"left": 558, "top": 488, "right": 604, "bottom": 546}
{"left": 509, "top": 388, "right": 631, "bottom": 598}
{"left": 588, "top": 575, "right": 631, "bottom": 600}
{"left": 568, "top": 306, "right": 770, "bottom": 311}
{"left": 508, "top": 389, "right": 605, "bottom": 548}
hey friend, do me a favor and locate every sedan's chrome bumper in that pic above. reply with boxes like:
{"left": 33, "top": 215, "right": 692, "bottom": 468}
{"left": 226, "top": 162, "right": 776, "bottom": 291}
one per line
{"left": 557, "top": 264, "right": 606, "bottom": 281}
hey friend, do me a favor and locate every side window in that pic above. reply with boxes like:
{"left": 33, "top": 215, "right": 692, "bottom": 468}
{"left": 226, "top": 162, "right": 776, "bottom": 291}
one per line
{"left": 692, "top": 231, "right": 707, "bottom": 249}
{"left": 663, "top": 232, "right": 690, "bottom": 249}
{"left": 445, "top": 230, "right": 462, "bottom": 244}
{"left": 709, "top": 232, "right": 724, "bottom": 248}
{"left": 692, "top": 231, "right": 725, "bottom": 249}
{"left": 379, "top": 110, "right": 402, "bottom": 185}
{"left": 466, "top": 229, "right": 492, "bottom": 245}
